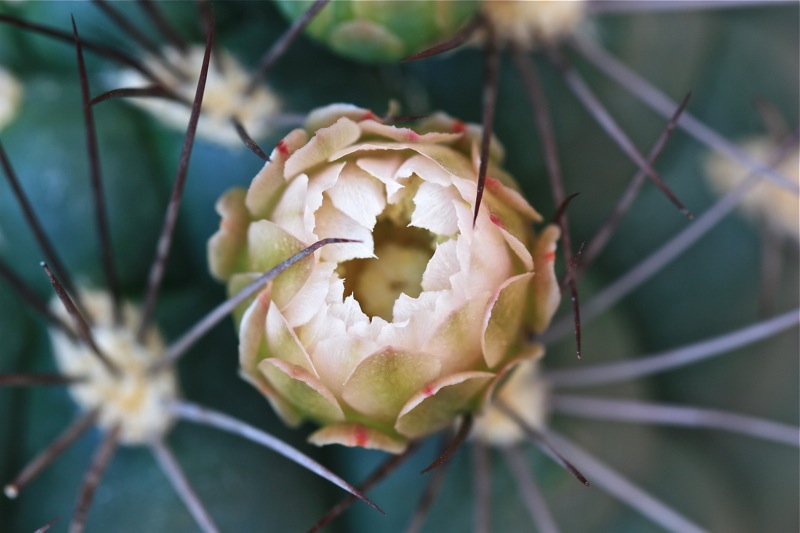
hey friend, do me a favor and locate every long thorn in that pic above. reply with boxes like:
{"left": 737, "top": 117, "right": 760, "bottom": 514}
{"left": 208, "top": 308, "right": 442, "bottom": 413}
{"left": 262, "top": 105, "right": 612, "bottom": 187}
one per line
{"left": 247, "top": 0, "right": 331, "bottom": 94}
{"left": 42, "top": 262, "right": 120, "bottom": 376}
{"left": 307, "top": 443, "right": 420, "bottom": 532}
{"left": 138, "top": 0, "right": 189, "bottom": 53}
{"left": 512, "top": 47, "right": 582, "bottom": 358}
{"left": 473, "top": 23, "right": 500, "bottom": 227}
{"left": 552, "top": 394, "right": 800, "bottom": 447}
{"left": 503, "top": 446, "right": 560, "bottom": 533}
{"left": 402, "top": 15, "right": 481, "bottom": 62}
{"left": 421, "top": 415, "right": 473, "bottom": 474}
{"left": 542, "top": 135, "right": 798, "bottom": 341}
{"left": 69, "top": 425, "right": 120, "bottom": 533}
{"left": 545, "top": 309, "right": 800, "bottom": 388}
{"left": 495, "top": 399, "right": 589, "bottom": 486}
{"left": 551, "top": 49, "right": 693, "bottom": 219}
{"left": 0, "top": 140, "right": 82, "bottom": 313}
{"left": 33, "top": 516, "right": 62, "bottom": 533}
{"left": 543, "top": 429, "right": 709, "bottom": 533}
{"left": 72, "top": 16, "right": 123, "bottom": 325}
{"left": 151, "top": 439, "right": 220, "bottom": 533}
{"left": 169, "top": 400, "right": 383, "bottom": 514}
{"left": 150, "top": 238, "right": 357, "bottom": 373}
{"left": 4, "top": 409, "right": 99, "bottom": 499}
{"left": 137, "top": 10, "right": 214, "bottom": 342}
{"left": 472, "top": 441, "right": 491, "bottom": 533}
{"left": 90, "top": 86, "right": 179, "bottom": 107}
{"left": 570, "top": 35, "right": 798, "bottom": 194}
{"left": 581, "top": 93, "right": 691, "bottom": 272}
{"left": 0, "top": 373, "right": 85, "bottom": 387}
{"left": 0, "top": 259, "right": 76, "bottom": 339}
{"left": 231, "top": 117, "right": 270, "bottom": 161}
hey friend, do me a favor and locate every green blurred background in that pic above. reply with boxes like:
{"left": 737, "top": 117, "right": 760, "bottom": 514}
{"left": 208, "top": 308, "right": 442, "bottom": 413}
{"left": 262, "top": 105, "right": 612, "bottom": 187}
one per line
{"left": 0, "top": 1, "right": 797, "bottom": 531}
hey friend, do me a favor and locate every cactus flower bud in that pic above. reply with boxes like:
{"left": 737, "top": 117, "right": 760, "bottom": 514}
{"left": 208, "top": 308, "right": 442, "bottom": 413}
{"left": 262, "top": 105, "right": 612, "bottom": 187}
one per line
{"left": 274, "top": 0, "right": 480, "bottom": 63}
{"left": 209, "top": 104, "right": 560, "bottom": 453}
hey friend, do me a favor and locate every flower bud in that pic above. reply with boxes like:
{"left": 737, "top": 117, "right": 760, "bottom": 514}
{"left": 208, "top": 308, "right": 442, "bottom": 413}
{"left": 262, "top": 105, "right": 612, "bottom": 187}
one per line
{"left": 274, "top": 0, "right": 480, "bottom": 63}
{"left": 209, "top": 104, "right": 560, "bottom": 453}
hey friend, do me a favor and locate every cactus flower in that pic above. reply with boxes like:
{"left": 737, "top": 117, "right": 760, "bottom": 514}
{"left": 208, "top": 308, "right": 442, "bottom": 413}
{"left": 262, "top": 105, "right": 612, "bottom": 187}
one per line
{"left": 209, "top": 104, "right": 561, "bottom": 453}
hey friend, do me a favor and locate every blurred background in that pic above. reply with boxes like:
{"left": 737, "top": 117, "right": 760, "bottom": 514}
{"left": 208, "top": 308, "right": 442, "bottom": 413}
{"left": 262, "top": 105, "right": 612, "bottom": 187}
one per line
{"left": 0, "top": 1, "right": 797, "bottom": 531}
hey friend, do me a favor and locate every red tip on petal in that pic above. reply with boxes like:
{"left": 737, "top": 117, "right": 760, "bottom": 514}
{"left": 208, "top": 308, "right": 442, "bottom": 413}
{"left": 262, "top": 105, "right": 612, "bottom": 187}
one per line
{"left": 276, "top": 140, "right": 290, "bottom": 157}
{"left": 485, "top": 176, "right": 500, "bottom": 190}
{"left": 361, "top": 111, "right": 379, "bottom": 121}
{"left": 452, "top": 120, "right": 466, "bottom": 133}
{"left": 257, "top": 289, "right": 271, "bottom": 309}
{"left": 407, "top": 131, "right": 421, "bottom": 142}
{"left": 489, "top": 211, "right": 505, "bottom": 229}
{"left": 354, "top": 425, "right": 369, "bottom": 447}
{"left": 544, "top": 251, "right": 556, "bottom": 262}
{"left": 422, "top": 383, "right": 435, "bottom": 398}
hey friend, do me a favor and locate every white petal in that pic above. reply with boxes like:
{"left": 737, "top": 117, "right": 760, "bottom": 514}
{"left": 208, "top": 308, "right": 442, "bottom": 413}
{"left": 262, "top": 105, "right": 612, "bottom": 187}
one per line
{"left": 410, "top": 182, "right": 462, "bottom": 236}
{"left": 270, "top": 173, "right": 309, "bottom": 242}
{"left": 281, "top": 261, "right": 338, "bottom": 328}
{"left": 395, "top": 154, "right": 454, "bottom": 187}
{"left": 356, "top": 154, "right": 406, "bottom": 199}
{"left": 285, "top": 117, "right": 361, "bottom": 178}
{"left": 313, "top": 197, "right": 373, "bottom": 262}
{"left": 326, "top": 162, "right": 386, "bottom": 228}
{"left": 421, "top": 239, "right": 460, "bottom": 292}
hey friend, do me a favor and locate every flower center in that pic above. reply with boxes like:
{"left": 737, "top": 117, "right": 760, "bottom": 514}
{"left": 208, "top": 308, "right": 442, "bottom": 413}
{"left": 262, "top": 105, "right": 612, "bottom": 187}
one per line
{"left": 338, "top": 219, "right": 437, "bottom": 321}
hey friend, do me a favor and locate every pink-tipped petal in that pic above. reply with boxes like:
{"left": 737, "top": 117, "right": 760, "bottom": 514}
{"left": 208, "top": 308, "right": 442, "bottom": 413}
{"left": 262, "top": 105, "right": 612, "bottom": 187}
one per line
{"left": 395, "top": 371, "right": 495, "bottom": 439}
{"left": 482, "top": 273, "right": 535, "bottom": 369}
{"left": 258, "top": 359, "right": 345, "bottom": 425}
{"left": 308, "top": 423, "right": 408, "bottom": 454}
{"left": 342, "top": 347, "right": 442, "bottom": 423}
{"left": 531, "top": 224, "right": 562, "bottom": 333}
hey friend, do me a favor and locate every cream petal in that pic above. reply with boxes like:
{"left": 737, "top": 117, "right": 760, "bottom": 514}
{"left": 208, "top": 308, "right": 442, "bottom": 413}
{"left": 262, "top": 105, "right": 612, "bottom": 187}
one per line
{"left": 421, "top": 239, "right": 460, "bottom": 292}
{"left": 208, "top": 187, "right": 249, "bottom": 280}
{"left": 246, "top": 220, "right": 313, "bottom": 308}
{"left": 358, "top": 119, "right": 462, "bottom": 144}
{"left": 239, "top": 369, "right": 303, "bottom": 428}
{"left": 423, "top": 295, "right": 489, "bottom": 375}
{"left": 285, "top": 117, "right": 361, "bottom": 178}
{"left": 395, "top": 371, "right": 495, "bottom": 439}
{"left": 308, "top": 423, "right": 407, "bottom": 454}
{"left": 531, "top": 224, "right": 562, "bottom": 333}
{"left": 356, "top": 154, "right": 406, "bottom": 199}
{"left": 342, "top": 347, "right": 442, "bottom": 423}
{"left": 271, "top": 173, "right": 309, "bottom": 242}
{"left": 482, "top": 273, "right": 534, "bottom": 369}
{"left": 266, "top": 304, "right": 315, "bottom": 372}
{"left": 395, "top": 153, "right": 456, "bottom": 187}
{"left": 245, "top": 129, "right": 308, "bottom": 218}
{"left": 305, "top": 103, "right": 370, "bottom": 132}
{"left": 310, "top": 336, "right": 380, "bottom": 397}
{"left": 305, "top": 161, "right": 347, "bottom": 236}
{"left": 478, "top": 345, "right": 544, "bottom": 410}
{"left": 326, "top": 162, "right": 386, "bottom": 228}
{"left": 281, "top": 261, "right": 337, "bottom": 328}
{"left": 313, "top": 197, "right": 373, "bottom": 262}
{"left": 484, "top": 176, "right": 542, "bottom": 222}
{"left": 258, "top": 359, "right": 344, "bottom": 424}
{"left": 498, "top": 226, "right": 534, "bottom": 272}
{"left": 238, "top": 288, "right": 271, "bottom": 379}
{"left": 410, "top": 181, "right": 462, "bottom": 236}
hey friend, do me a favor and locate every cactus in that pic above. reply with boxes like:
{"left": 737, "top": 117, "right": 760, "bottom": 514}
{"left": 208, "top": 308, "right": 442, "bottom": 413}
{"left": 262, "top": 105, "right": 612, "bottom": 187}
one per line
{"left": 0, "top": 1, "right": 797, "bottom": 532}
